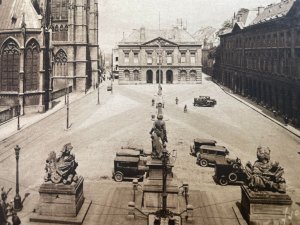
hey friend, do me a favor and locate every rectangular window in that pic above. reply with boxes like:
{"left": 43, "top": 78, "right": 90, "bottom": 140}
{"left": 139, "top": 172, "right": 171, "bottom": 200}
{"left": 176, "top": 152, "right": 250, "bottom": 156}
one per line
{"left": 115, "top": 57, "right": 118, "bottom": 62}
{"left": 124, "top": 53, "right": 129, "bottom": 63}
{"left": 191, "top": 53, "right": 196, "bottom": 64}
{"left": 181, "top": 53, "right": 186, "bottom": 63}
{"left": 134, "top": 53, "right": 138, "bottom": 64}
{"left": 167, "top": 53, "right": 172, "bottom": 64}
{"left": 147, "top": 54, "right": 153, "bottom": 64}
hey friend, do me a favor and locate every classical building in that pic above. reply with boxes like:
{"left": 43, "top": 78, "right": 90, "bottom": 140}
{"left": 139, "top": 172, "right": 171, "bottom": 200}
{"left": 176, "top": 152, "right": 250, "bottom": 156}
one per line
{"left": 116, "top": 27, "right": 202, "bottom": 84}
{"left": 213, "top": 0, "right": 300, "bottom": 126}
{"left": 0, "top": 0, "right": 99, "bottom": 114}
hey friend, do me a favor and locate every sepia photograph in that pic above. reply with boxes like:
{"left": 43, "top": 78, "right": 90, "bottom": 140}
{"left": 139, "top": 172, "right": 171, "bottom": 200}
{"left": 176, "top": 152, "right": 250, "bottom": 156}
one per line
{"left": 0, "top": 0, "right": 299, "bottom": 224}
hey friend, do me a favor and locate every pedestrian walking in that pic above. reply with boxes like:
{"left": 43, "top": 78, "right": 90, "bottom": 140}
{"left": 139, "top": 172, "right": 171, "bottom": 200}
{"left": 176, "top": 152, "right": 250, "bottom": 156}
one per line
{"left": 184, "top": 104, "right": 187, "bottom": 113}
{"left": 175, "top": 97, "right": 178, "bottom": 105}
{"left": 152, "top": 98, "right": 155, "bottom": 106}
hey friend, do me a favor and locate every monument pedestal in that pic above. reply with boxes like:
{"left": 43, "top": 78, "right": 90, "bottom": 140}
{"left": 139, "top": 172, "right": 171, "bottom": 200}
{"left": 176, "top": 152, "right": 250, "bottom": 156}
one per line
{"left": 30, "top": 176, "right": 91, "bottom": 224}
{"left": 240, "top": 185, "right": 292, "bottom": 225}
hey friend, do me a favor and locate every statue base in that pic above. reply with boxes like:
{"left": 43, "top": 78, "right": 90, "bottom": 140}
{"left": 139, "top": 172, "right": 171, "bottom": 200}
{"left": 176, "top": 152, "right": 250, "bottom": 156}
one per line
{"left": 240, "top": 185, "right": 292, "bottom": 225}
{"left": 30, "top": 176, "right": 91, "bottom": 224}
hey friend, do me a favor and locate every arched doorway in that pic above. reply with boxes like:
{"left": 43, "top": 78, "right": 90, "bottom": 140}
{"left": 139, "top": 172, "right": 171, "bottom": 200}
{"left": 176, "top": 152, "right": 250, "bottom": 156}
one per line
{"left": 146, "top": 70, "right": 153, "bottom": 83}
{"left": 190, "top": 70, "right": 197, "bottom": 81}
{"left": 180, "top": 70, "right": 187, "bottom": 81}
{"left": 133, "top": 70, "right": 139, "bottom": 81}
{"left": 156, "top": 70, "right": 163, "bottom": 84}
{"left": 124, "top": 70, "right": 130, "bottom": 81}
{"left": 166, "top": 70, "right": 173, "bottom": 84}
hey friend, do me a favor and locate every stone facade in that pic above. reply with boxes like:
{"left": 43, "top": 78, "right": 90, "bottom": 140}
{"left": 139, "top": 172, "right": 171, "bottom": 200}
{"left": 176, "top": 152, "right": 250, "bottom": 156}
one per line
{"left": 50, "top": 0, "right": 99, "bottom": 92}
{"left": 213, "top": 0, "right": 300, "bottom": 126}
{"left": 0, "top": 0, "right": 100, "bottom": 114}
{"left": 0, "top": 0, "right": 48, "bottom": 114}
{"left": 116, "top": 27, "right": 202, "bottom": 84}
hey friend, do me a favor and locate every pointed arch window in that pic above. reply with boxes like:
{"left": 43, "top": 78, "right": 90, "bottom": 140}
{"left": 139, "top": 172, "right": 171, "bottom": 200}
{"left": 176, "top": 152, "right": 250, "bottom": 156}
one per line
{"left": 25, "top": 40, "right": 40, "bottom": 91}
{"left": 0, "top": 40, "right": 20, "bottom": 91}
{"left": 53, "top": 49, "right": 68, "bottom": 77}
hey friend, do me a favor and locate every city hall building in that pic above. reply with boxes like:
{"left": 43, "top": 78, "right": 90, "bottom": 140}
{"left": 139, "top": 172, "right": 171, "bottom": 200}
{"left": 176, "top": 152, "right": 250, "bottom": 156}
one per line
{"left": 116, "top": 27, "right": 202, "bottom": 84}
{"left": 214, "top": 0, "right": 300, "bottom": 126}
{"left": 0, "top": 0, "right": 99, "bottom": 114}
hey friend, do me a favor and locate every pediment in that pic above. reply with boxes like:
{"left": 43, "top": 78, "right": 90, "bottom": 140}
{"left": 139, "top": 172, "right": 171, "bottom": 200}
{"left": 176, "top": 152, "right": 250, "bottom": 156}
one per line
{"left": 142, "top": 37, "right": 178, "bottom": 47}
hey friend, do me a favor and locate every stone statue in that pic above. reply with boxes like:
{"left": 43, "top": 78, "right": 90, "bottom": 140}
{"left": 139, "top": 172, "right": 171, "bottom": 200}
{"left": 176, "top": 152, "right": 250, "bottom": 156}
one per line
{"left": 150, "top": 114, "right": 168, "bottom": 158}
{"left": 245, "top": 146, "right": 286, "bottom": 193}
{"left": 44, "top": 143, "right": 79, "bottom": 185}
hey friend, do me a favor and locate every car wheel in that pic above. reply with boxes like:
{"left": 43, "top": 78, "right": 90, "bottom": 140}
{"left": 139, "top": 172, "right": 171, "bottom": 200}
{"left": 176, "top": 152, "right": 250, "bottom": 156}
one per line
{"left": 228, "top": 172, "right": 237, "bottom": 182}
{"left": 219, "top": 177, "right": 228, "bottom": 186}
{"left": 199, "top": 159, "right": 208, "bottom": 167}
{"left": 114, "top": 172, "right": 124, "bottom": 182}
{"left": 233, "top": 163, "right": 239, "bottom": 170}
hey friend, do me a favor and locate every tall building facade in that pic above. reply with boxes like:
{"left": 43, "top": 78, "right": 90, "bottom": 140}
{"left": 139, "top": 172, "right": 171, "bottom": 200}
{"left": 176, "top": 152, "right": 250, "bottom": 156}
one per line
{"left": 214, "top": 0, "right": 300, "bottom": 126}
{"left": 50, "top": 0, "right": 99, "bottom": 92}
{"left": 116, "top": 27, "right": 202, "bottom": 84}
{"left": 0, "top": 0, "right": 48, "bottom": 114}
{"left": 0, "top": 0, "right": 100, "bottom": 114}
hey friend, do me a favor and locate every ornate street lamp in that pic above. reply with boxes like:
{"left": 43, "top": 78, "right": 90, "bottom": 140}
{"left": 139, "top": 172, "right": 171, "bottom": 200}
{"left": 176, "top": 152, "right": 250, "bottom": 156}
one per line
{"left": 14, "top": 145, "right": 22, "bottom": 211}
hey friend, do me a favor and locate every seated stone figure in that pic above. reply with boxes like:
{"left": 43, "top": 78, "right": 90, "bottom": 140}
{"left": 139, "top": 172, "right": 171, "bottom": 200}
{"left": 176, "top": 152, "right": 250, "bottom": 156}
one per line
{"left": 245, "top": 146, "right": 286, "bottom": 193}
{"left": 44, "top": 143, "right": 79, "bottom": 184}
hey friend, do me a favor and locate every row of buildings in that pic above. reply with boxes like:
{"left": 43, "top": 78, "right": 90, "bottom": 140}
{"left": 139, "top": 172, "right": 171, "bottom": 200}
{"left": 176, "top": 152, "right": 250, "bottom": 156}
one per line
{"left": 211, "top": 0, "right": 300, "bottom": 126}
{"left": 0, "top": 0, "right": 101, "bottom": 114}
{"left": 113, "top": 24, "right": 203, "bottom": 84}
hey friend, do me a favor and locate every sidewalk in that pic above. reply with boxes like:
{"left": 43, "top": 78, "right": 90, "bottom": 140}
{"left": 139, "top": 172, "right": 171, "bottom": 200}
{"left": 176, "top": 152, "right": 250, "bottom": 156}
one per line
{"left": 215, "top": 82, "right": 300, "bottom": 138}
{"left": 0, "top": 83, "right": 106, "bottom": 141}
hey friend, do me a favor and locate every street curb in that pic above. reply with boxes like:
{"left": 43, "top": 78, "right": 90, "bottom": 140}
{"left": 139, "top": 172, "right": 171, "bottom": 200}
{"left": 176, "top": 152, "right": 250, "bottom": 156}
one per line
{"left": 0, "top": 87, "right": 101, "bottom": 141}
{"left": 214, "top": 81, "right": 300, "bottom": 139}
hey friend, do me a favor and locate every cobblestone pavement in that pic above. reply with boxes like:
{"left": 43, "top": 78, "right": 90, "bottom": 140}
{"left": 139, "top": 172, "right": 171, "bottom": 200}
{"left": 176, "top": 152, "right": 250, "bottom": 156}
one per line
{"left": 0, "top": 75, "right": 299, "bottom": 224}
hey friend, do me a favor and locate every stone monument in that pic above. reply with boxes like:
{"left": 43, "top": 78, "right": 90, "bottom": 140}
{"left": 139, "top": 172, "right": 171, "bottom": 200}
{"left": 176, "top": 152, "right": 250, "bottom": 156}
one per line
{"left": 241, "top": 146, "right": 292, "bottom": 225}
{"left": 30, "top": 143, "right": 91, "bottom": 224}
{"left": 149, "top": 114, "right": 168, "bottom": 159}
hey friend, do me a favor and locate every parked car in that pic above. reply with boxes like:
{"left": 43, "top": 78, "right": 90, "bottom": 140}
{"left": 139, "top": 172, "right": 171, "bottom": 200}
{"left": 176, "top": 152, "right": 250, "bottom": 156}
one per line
{"left": 107, "top": 85, "right": 112, "bottom": 91}
{"left": 190, "top": 138, "right": 217, "bottom": 157}
{"left": 214, "top": 158, "right": 248, "bottom": 186}
{"left": 113, "top": 156, "right": 149, "bottom": 182}
{"left": 194, "top": 96, "right": 216, "bottom": 107}
{"left": 196, "top": 145, "right": 229, "bottom": 167}
{"left": 119, "top": 146, "right": 150, "bottom": 157}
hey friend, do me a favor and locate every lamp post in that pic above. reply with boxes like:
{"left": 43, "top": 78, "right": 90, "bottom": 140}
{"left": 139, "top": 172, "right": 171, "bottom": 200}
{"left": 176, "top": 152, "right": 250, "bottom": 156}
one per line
{"left": 158, "top": 38, "right": 162, "bottom": 89}
{"left": 66, "top": 86, "right": 69, "bottom": 129}
{"left": 14, "top": 145, "right": 22, "bottom": 211}
{"left": 97, "top": 82, "right": 100, "bottom": 105}
{"left": 161, "top": 145, "right": 168, "bottom": 217}
{"left": 17, "top": 104, "right": 20, "bottom": 130}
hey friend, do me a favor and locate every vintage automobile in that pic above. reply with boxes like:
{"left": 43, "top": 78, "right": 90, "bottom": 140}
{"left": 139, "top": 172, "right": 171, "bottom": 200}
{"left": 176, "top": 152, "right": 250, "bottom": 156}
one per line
{"left": 113, "top": 155, "right": 149, "bottom": 182}
{"left": 196, "top": 145, "right": 229, "bottom": 167}
{"left": 119, "top": 146, "right": 150, "bottom": 157}
{"left": 194, "top": 96, "right": 216, "bottom": 107}
{"left": 107, "top": 85, "right": 112, "bottom": 91}
{"left": 214, "top": 158, "right": 248, "bottom": 186}
{"left": 190, "top": 138, "right": 217, "bottom": 157}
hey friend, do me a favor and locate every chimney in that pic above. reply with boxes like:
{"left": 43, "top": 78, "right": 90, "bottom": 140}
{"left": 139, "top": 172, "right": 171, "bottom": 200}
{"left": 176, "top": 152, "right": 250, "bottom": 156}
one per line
{"left": 140, "top": 27, "right": 145, "bottom": 41}
{"left": 258, "top": 7, "right": 264, "bottom": 15}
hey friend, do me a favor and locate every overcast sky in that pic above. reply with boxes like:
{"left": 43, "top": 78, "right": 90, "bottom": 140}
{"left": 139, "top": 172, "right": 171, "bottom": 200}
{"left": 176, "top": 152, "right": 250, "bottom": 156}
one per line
{"left": 98, "top": 0, "right": 280, "bottom": 53}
